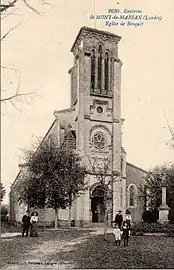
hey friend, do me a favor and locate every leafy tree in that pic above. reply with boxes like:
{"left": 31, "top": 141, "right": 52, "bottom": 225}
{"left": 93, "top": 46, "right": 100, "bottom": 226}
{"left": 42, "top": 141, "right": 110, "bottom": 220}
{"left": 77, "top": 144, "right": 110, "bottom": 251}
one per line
{"left": 0, "top": 183, "right": 6, "bottom": 202}
{"left": 141, "top": 210, "right": 157, "bottom": 223}
{"left": 18, "top": 138, "right": 46, "bottom": 210}
{"left": 18, "top": 173, "right": 46, "bottom": 210}
{"left": 18, "top": 139, "right": 86, "bottom": 228}
{"left": 145, "top": 164, "right": 174, "bottom": 221}
{"left": 1, "top": 205, "right": 8, "bottom": 222}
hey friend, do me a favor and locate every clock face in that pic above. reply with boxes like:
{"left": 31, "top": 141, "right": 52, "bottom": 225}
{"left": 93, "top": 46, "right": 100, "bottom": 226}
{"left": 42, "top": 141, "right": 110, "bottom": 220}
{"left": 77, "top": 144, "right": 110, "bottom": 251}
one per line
{"left": 92, "top": 132, "right": 107, "bottom": 150}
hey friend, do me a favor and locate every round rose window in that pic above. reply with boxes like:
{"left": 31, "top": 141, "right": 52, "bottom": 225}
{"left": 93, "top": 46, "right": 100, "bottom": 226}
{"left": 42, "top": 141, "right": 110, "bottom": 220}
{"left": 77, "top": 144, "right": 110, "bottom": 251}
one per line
{"left": 92, "top": 132, "right": 107, "bottom": 150}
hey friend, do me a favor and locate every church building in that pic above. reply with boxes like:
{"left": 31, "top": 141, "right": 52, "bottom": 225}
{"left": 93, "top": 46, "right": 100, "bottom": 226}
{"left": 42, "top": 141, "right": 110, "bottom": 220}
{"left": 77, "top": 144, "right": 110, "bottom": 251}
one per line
{"left": 9, "top": 27, "right": 147, "bottom": 226}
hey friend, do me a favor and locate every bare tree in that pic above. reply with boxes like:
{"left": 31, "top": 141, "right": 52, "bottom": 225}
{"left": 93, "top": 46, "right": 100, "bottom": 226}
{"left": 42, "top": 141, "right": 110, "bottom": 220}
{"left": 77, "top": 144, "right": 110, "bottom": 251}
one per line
{"left": 1, "top": 0, "right": 52, "bottom": 110}
{"left": 168, "top": 126, "right": 174, "bottom": 149}
{"left": 1, "top": 73, "right": 40, "bottom": 104}
{"left": 1, "top": 0, "right": 52, "bottom": 14}
{"left": 86, "top": 155, "right": 120, "bottom": 240}
{"left": 163, "top": 111, "right": 174, "bottom": 149}
{"left": 0, "top": 0, "right": 18, "bottom": 13}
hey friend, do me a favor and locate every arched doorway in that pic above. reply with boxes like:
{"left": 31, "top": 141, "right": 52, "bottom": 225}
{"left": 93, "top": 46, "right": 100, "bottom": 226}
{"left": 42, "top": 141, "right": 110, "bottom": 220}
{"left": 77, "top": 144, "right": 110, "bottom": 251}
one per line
{"left": 91, "top": 185, "right": 105, "bottom": 223}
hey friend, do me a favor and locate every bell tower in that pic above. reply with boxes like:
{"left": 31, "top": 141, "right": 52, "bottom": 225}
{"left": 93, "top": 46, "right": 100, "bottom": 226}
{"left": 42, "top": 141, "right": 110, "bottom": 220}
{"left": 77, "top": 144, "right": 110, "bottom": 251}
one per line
{"left": 69, "top": 27, "right": 125, "bottom": 225}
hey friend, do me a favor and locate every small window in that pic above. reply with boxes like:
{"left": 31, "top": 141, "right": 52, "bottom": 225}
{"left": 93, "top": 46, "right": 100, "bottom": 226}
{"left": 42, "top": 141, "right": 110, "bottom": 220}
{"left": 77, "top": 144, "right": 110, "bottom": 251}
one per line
{"left": 120, "top": 186, "right": 123, "bottom": 207}
{"left": 104, "top": 52, "right": 109, "bottom": 91}
{"left": 91, "top": 49, "right": 96, "bottom": 90}
{"left": 121, "top": 157, "right": 124, "bottom": 172}
{"left": 129, "top": 186, "right": 135, "bottom": 206}
{"left": 97, "top": 106, "right": 103, "bottom": 114}
{"left": 98, "top": 45, "right": 102, "bottom": 91}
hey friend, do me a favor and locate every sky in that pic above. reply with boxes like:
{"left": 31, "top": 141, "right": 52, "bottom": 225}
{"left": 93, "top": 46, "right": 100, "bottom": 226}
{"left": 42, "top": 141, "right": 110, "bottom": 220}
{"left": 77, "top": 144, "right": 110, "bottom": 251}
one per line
{"left": 1, "top": 0, "right": 174, "bottom": 204}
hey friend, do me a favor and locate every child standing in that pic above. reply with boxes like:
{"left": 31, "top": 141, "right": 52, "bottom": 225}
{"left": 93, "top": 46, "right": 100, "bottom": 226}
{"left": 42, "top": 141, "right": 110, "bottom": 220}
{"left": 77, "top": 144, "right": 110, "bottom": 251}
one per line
{"left": 113, "top": 223, "right": 122, "bottom": 246}
{"left": 122, "top": 221, "right": 130, "bottom": 246}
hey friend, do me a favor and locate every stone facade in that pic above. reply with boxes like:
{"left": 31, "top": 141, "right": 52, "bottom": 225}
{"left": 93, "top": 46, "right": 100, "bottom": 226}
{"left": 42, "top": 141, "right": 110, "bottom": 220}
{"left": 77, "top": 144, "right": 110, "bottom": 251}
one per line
{"left": 9, "top": 27, "right": 147, "bottom": 226}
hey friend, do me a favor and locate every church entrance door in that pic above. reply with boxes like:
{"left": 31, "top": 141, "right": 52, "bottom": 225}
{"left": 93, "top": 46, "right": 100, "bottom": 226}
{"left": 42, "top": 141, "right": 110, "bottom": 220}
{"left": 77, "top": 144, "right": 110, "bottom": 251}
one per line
{"left": 91, "top": 186, "right": 105, "bottom": 223}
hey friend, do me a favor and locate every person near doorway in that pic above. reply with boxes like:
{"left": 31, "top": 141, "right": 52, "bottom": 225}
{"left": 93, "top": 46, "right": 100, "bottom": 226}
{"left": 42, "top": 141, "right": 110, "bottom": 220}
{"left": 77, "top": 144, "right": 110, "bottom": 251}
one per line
{"left": 114, "top": 210, "right": 123, "bottom": 229}
{"left": 30, "top": 211, "right": 38, "bottom": 237}
{"left": 97, "top": 205, "right": 101, "bottom": 222}
{"left": 122, "top": 221, "right": 130, "bottom": 246}
{"left": 22, "top": 210, "right": 31, "bottom": 237}
{"left": 113, "top": 223, "right": 122, "bottom": 246}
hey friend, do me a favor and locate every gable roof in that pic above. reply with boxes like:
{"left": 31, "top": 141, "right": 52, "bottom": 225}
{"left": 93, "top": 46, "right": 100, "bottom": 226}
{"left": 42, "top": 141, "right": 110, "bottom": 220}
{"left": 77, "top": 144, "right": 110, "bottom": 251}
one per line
{"left": 126, "top": 162, "right": 147, "bottom": 174}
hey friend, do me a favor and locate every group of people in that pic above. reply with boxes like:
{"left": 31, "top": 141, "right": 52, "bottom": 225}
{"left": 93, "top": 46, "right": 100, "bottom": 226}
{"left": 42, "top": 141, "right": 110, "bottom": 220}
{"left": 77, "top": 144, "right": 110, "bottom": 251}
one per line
{"left": 113, "top": 209, "right": 132, "bottom": 246}
{"left": 22, "top": 210, "right": 38, "bottom": 237}
{"left": 22, "top": 209, "right": 131, "bottom": 243}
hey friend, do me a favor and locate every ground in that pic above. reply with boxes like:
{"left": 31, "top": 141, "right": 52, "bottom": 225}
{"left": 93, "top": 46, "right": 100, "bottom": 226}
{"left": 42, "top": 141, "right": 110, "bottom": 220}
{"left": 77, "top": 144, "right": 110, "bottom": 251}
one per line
{"left": 1, "top": 223, "right": 174, "bottom": 269}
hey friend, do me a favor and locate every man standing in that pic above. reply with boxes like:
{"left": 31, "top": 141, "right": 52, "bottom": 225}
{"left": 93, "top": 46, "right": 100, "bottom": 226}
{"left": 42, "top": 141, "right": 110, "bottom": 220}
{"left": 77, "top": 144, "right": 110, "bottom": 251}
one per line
{"left": 22, "top": 210, "right": 31, "bottom": 237}
{"left": 115, "top": 210, "right": 123, "bottom": 229}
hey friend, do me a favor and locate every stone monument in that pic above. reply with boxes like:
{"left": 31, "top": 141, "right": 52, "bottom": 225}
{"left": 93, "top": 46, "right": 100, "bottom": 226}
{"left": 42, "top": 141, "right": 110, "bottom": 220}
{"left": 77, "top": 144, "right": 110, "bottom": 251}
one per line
{"left": 158, "top": 175, "right": 170, "bottom": 223}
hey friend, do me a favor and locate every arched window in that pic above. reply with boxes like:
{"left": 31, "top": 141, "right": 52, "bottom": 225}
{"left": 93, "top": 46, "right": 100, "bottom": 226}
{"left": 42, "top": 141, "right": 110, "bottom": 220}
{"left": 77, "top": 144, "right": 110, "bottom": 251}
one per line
{"left": 98, "top": 45, "right": 102, "bottom": 92}
{"left": 120, "top": 186, "right": 123, "bottom": 207}
{"left": 91, "top": 49, "right": 96, "bottom": 91}
{"left": 92, "top": 186, "right": 105, "bottom": 198}
{"left": 129, "top": 186, "right": 135, "bottom": 206}
{"left": 121, "top": 157, "right": 124, "bottom": 172}
{"left": 128, "top": 184, "right": 138, "bottom": 208}
{"left": 104, "top": 52, "right": 109, "bottom": 91}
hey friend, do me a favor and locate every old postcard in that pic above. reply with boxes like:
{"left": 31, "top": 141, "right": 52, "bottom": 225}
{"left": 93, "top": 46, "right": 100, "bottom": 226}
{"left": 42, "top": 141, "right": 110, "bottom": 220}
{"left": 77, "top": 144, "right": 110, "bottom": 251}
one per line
{"left": 1, "top": 0, "right": 174, "bottom": 269}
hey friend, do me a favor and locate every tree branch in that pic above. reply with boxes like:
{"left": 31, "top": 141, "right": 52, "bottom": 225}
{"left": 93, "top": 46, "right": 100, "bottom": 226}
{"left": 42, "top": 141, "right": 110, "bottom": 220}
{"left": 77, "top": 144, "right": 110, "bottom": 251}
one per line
{"left": 1, "top": 65, "right": 18, "bottom": 71}
{"left": 23, "top": 0, "right": 40, "bottom": 14}
{"left": 1, "top": 89, "right": 40, "bottom": 102}
{"left": 0, "top": 0, "right": 17, "bottom": 13}
{"left": 163, "top": 110, "right": 174, "bottom": 146}
{"left": 1, "top": 23, "right": 21, "bottom": 41}
{"left": 1, "top": 0, "right": 53, "bottom": 15}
